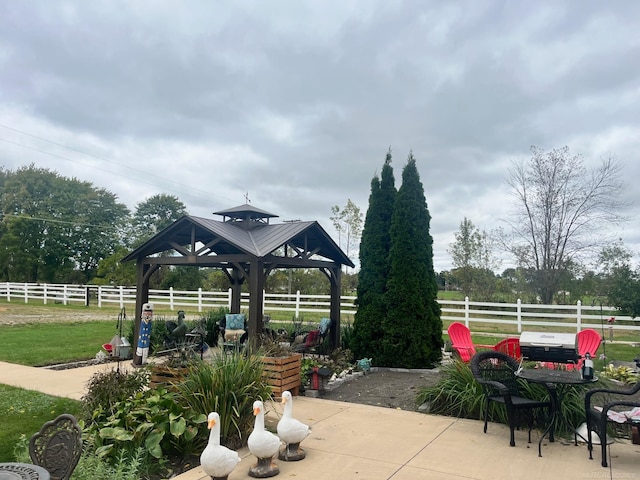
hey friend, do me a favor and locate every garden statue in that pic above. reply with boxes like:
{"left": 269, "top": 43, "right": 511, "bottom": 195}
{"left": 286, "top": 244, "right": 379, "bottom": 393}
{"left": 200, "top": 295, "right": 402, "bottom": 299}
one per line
{"left": 247, "top": 400, "right": 280, "bottom": 477}
{"left": 277, "top": 390, "right": 310, "bottom": 461}
{"left": 135, "top": 303, "right": 153, "bottom": 365}
{"left": 357, "top": 358, "right": 372, "bottom": 373}
{"left": 201, "top": 412, "right": 241, "bottom": 480}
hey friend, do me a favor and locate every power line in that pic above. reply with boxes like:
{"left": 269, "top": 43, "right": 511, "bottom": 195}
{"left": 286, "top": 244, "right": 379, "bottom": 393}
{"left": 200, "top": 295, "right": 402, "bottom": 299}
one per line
{"left": 0, "top": 124, "right": 240, "bottom": 206}
{"left": 1, "top": 213, "right": 122, "bottom": 231}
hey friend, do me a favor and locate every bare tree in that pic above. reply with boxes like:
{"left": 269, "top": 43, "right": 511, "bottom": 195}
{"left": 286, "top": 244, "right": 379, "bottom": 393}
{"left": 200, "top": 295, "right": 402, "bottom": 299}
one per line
{"left": 330, "top": 199, "right": 363, "bottom": 271}
{"left": 505, "top": 146, "right": 626, "bottom": 303}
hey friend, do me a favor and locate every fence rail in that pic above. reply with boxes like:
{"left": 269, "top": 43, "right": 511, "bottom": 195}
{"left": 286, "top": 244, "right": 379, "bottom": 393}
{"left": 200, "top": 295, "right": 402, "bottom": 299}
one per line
{"left": 1, "top": 282, "right": 639, "bottom": 336}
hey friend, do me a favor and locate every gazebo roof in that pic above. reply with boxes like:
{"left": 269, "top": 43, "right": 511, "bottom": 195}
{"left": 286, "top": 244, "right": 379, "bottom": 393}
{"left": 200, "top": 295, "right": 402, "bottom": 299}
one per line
{"left": 122, "top": 205, "right": 354, "bottom": 268}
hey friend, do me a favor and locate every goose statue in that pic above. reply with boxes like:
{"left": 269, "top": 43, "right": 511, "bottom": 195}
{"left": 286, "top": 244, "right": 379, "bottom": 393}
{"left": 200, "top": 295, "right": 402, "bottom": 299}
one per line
{"left": 200, "top": 412, "right": 241, "bottom": 480}
{"left": 276, "top": 390, "right": 310, "bottom": 461}
{"left": 247, "top": 400, "right": 281, "bottom": 478}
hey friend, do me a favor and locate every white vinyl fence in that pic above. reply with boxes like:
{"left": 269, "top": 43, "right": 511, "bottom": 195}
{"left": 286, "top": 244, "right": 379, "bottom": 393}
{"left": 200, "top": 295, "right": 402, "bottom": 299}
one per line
{"left": 1, "top": 282, "right": 639, "bottom": 336}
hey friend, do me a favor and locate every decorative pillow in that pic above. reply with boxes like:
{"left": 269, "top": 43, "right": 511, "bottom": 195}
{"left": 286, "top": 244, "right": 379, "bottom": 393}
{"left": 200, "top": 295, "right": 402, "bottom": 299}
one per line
{"left": 226, "top": 313, "right": 245, "bottom": 330}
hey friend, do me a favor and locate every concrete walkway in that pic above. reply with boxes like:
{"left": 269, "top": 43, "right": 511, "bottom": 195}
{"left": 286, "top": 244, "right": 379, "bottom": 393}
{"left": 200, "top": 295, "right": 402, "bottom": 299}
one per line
{"left": 1, "top": 360, "right": 638, "bottom": 480}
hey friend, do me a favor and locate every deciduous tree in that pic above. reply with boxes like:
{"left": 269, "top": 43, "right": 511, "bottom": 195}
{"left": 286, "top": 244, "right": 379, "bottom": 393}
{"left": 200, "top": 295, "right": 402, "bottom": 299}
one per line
{"left": 505, "top": 146, "right": 626, "bottom": 304}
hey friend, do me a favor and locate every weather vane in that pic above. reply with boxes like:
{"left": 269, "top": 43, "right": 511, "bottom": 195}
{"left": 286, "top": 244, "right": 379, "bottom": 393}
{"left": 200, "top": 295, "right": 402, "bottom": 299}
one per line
{"left": 244, "top": 192, "right": 251, "bottom": 204}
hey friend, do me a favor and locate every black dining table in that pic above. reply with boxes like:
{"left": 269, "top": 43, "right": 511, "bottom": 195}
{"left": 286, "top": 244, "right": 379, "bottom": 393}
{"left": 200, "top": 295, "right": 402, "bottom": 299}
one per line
{"left": 516, "top": 368, "right": 597, "bottom": 457}
{"left": 0, "top": 463, "right": 50, "bottom": 480}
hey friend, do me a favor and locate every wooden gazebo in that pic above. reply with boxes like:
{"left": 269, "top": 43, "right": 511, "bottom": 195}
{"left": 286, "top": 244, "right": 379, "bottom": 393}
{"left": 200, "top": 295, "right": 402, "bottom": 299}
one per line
{"left": 122, "top": 204, "right": 354, "bottom": 365}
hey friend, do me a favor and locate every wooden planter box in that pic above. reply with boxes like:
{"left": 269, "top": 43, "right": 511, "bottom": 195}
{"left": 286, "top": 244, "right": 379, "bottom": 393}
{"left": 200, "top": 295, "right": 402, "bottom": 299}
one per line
{"left": 261, "top": 353, "right": 302, "bottom": 397}
{"left": 149, "top": 365, "right": 189, "bottom": 390}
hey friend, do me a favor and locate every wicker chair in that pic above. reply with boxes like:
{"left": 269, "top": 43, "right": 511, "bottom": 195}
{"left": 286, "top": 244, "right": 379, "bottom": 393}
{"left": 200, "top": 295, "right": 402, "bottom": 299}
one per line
{"left": 29, "top": 413, "right": 83, "bottom": 480}
{"left": 584, "top": 381, "right": 640, "bottom": 467}
{"left": 471, "top": 350, "right": 551, "bottom": 446}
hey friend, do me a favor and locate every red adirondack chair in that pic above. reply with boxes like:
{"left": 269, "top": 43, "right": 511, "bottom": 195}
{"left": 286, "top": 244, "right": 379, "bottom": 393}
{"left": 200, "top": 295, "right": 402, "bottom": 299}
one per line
{"left": 447, "top": 322, "right": 493, "bottom": 362}
{"left": 493, "top": 337, "right": 521, "bottom": 360}
{"left": 566, "top": 328, "right": 602, "bottom": 370}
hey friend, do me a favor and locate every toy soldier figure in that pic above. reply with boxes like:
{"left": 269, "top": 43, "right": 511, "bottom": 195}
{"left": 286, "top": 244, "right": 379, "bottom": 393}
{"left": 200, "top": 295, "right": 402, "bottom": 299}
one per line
{"left": 135, "top": 303, "right": 153, "bottom": 365}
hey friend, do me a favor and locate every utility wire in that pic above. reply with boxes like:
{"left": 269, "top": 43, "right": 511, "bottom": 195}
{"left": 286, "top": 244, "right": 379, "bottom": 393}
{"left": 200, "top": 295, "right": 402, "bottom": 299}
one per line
{"left": 0, "top": 124, "right": 240, "bottom": 205}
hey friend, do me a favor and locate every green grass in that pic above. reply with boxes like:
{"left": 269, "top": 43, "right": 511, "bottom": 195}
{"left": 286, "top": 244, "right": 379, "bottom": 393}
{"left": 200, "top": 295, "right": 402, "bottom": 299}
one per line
{"left": 0, "top": 384, "right": 81, "bottom": 462}
{"left": 0, "top": 321, "right": 120, "bottom": 366}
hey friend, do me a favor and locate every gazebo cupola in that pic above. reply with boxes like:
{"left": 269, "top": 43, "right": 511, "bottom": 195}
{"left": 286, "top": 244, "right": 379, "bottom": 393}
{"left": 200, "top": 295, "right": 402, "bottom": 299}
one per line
{"left": 214, "top": 204, "right": 278, "bottom": 230}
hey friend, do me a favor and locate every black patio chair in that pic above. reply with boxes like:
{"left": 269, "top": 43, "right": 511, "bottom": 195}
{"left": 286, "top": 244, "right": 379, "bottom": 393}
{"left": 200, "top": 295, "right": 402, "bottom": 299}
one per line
{"left": 29, "top": 413, "right": 83, "bottom": 480}
{"left": 584, "top": 380, "right": 640, "bottom": 467}
{"left": 470, "top": 350, "right": 551, "bottom": 447}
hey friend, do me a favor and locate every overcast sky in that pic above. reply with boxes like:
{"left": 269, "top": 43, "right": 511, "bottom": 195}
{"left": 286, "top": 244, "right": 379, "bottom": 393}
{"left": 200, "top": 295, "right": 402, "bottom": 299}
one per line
{"left": 1, "top": 1, "right": 638, "bottom": 272}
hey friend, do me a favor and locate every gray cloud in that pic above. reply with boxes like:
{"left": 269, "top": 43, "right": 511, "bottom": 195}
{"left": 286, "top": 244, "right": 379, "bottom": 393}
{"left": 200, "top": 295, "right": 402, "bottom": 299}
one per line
{"left": 1, "top": 0, "right": 638, "bottom": 271}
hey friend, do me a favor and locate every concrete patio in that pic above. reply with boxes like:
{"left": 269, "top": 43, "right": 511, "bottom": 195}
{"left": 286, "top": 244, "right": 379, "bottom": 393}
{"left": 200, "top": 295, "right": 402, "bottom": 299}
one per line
{"left": 0, "top": 360, "right": 638, "bottom": 480}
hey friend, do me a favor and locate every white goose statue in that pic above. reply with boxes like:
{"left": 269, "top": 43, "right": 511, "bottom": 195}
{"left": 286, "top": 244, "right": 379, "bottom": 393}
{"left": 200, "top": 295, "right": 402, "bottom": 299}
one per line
{"left": 276, "top": 390, "right": 311, "bottom": 461}
{"left": 200, "top": 412, "right": 241, "bottom": 480}
{"left": 247, "top": 400, "right": 281, "bottom": 478}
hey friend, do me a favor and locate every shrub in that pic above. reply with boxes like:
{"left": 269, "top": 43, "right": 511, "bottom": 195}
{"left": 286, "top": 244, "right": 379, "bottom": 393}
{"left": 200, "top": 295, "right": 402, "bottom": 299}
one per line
{"left": 81, "top": 368, "right": 150, "bottom": 422}
{"left": 86, "top": 386, "right": 206, "bottom": 476}
{"left": 175, "top": 350, "right": 273, "bottom": 450}
{"left": 417, "top": 359, "right": 606, "bottom": 436}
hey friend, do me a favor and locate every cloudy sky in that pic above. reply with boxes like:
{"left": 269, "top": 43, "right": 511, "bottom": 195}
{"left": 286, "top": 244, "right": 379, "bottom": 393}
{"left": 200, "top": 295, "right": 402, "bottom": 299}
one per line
{"left": 1, "top": 1, "right": 638, "bottom": 272}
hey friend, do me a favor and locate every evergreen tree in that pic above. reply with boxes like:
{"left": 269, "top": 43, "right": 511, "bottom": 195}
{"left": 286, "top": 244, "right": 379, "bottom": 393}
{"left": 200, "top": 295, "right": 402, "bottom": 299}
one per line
{"left": 351, "top": 150, "right": 396, "bottom": 362}
{"left": 380, "top": 153, "right": 442, "bottom": 368}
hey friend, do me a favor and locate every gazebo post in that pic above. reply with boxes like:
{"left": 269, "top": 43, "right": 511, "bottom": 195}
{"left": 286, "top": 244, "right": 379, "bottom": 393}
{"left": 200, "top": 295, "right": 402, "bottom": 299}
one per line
{"left": 132, "top": 262, "right": 152, "bottom": 366}
{"left": 247, "top": 260, "right": 265, "bottom": 339}
{"left": 329, "top": 266, "right": 342, "bottom": 351}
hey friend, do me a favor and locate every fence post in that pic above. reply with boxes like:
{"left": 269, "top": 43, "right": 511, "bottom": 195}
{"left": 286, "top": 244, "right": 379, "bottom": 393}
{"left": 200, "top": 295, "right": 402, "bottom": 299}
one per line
{"left": 24, "top": 282, "right": 28, "bottom": 304}
{"left": 198, "top": 288, "right": 202, "bottom": 312}
{"left": 169, "top": 287, "right": 174, "bottom": 311}
{"left": 227, "top": 288, "right": 232, "bottom": 310}
{"left": 464, "top": 296, "right": 469, "bottom": 328}
{"left": 43, "top": 283, "right": 48, "bottom": 305}
{"left": 119, "top": 286, "right": 124, "bottom": 309}
{"left": 5, "top": 282, "right": 9, "bottom": 302}
{"left": 98, "top": 286, "right": 102, "bottom": 308}
{"left": 576, "top": 300, "right": 582, "bottom": 332}
{"left": 296, "top": 290, "right": 301, "bottom": 318}
{"left": 63, "top": 284, "right": 68, "bottom": 305}
{"left": 517, "top": 298, "right": 522, "bottom": 333}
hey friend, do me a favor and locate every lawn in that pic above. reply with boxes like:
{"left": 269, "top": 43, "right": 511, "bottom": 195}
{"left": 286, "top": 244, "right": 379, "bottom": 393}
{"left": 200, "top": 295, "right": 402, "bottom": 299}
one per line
{"left": 0, "top": 383, "right": 81, "bottom": 462}
{"left": 0, "top": 321, "right": 119, "bottom": 366}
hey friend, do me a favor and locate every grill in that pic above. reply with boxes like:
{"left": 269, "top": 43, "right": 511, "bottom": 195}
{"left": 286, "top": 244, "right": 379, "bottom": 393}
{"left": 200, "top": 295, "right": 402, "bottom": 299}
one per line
{"left": 519, "top": 331, "right": 578, "bottom": 364}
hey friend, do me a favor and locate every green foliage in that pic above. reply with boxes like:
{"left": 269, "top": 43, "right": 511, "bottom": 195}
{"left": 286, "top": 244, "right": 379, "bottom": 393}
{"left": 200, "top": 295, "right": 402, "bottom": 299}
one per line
{"left": 175, "top": 351, "right": 273, "bottom": 450}
{"left": 417, "top": 360, "right": 604, "bottom": 436}
{"left": 606, "top": 264, "right": 640, "bottom": 318}
{"left": 352, "top": 150, "right": 396, "bottom": 362}
{"left": 13, "top": 435, "right": 144, "bottom": 480}
{"left": 86, "top": 386, "right": 206, "bottom": 470}
{"left": 81, "top": 368, "right": 150, "bottom": 422}
{"left": 0, "top": 165, "right": 130, "bottom": 283}
{"left": 381, "top": 153, "right": 442, "bottom": 368}
{"left": 601, "top": 364, "right": 640, "bottom": 384}
{"left": 201, "top": 307, "right": 228, "bottom": 347}
{"left": 0, "top": 384, "right": 82, "bottom": 461}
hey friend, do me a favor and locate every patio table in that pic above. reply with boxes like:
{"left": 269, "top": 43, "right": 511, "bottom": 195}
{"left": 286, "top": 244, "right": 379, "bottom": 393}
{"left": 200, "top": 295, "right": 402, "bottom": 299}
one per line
{"left": 0, "top": 463, "right": 50, "bottom": 480}
{"left": 516, "top": 369, "right": 597, "bottom": 457}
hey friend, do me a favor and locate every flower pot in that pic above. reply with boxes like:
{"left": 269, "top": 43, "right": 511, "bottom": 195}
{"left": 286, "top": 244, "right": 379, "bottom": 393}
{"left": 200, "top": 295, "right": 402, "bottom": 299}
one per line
{"left": 261, "top": 353, "right": 302, "bottom": 397}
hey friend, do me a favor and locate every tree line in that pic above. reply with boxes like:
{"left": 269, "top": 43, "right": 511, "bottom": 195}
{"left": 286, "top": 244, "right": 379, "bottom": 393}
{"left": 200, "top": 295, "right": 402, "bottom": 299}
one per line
{"left": 2, "top": 144, "right": 638, "bottom": 319}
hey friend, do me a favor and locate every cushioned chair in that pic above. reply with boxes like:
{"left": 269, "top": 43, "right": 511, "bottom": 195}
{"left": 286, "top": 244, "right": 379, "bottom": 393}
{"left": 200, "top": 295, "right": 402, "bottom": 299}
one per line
{"left": 223, "top": 313, "right": 246, "bottom": 342}
{"left": 30, "top": 413, "right": 83, "bottom": 480}
{"left": 447, "top": 322, "right": 493, "bottom": 362}
{"left": 584, "top": 380, "right": 640, "bottom": 467}
{"left": 471, "top": 350, "right": 552, "bottom": 447}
